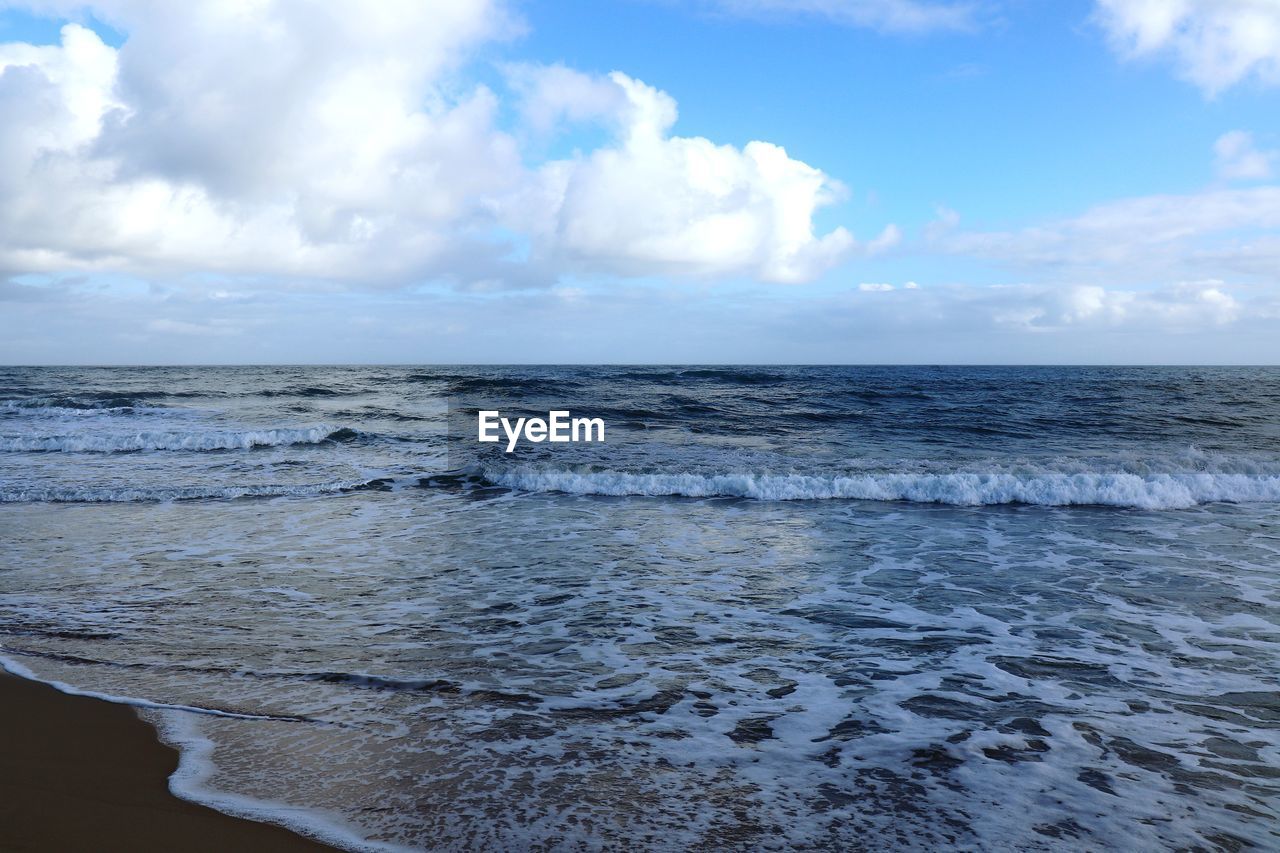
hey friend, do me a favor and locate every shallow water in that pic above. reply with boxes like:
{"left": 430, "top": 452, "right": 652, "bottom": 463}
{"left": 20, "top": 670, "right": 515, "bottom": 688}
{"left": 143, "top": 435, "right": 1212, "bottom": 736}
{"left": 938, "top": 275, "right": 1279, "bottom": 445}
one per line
{"left": 1, "top": 366, "right": 1278, "bottom": 850}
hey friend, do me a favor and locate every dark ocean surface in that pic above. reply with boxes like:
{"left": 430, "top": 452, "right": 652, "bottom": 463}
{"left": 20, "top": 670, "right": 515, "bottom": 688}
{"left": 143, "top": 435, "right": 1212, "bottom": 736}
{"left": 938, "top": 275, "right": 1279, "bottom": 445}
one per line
{"left": 1, "top": 366, "right": 1278, "bottom": 850}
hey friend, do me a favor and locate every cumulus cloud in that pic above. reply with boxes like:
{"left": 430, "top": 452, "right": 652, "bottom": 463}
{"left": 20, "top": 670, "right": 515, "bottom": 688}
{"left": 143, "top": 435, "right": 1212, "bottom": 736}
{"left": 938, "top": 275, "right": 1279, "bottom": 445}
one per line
{"left": 0, "top": 1, "right": 878, "bottom": 289}
{"left": 505, "top": 62, "right": 629, "bottom": 135}
{"left": 1094, "top": 0, "right": 1280, "bottom": 94}
{"left": 515, "top": 69, "right": 871, "bottom": 283}
{"left": 1215, "top": 130, "right": 1277, "bottom": 180}
{"left": 708, "top": 0, "right": 983, "bottom": 34}
{"left": 0, "top": 1, "right": 522, "bottom": 284}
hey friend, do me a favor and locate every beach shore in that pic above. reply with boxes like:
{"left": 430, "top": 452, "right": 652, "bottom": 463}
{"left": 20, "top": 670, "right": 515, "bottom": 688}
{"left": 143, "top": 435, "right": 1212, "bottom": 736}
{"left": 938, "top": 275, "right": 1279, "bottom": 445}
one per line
{"left": 0, "top": 671, "right": 336, "bottom": 852}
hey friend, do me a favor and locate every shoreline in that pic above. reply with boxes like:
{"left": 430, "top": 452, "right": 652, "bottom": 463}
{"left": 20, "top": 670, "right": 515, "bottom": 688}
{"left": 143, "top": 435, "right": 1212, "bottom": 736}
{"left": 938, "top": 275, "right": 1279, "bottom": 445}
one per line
{"left": 0, "top": 671, "right": 338, "bottom": 852}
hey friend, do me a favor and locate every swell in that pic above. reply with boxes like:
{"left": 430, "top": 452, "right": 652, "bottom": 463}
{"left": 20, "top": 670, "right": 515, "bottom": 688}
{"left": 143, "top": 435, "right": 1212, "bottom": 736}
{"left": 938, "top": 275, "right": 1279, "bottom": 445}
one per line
{"left": 0, "top": 478, "right": 390, "bottom": 503}
{"left": 614, "top": 368, "right": 788, "bottom": 385}
{"left": 0, "top": 425, "right": 359, "bottom": 453}
{"left": 475, "top": 464, "right": 1280, "bottom": 509}
{"left": 3, "top": 390, "right": 209, "bottom": 404}
{"left": 444, "top": 376, "right": 585, "bottom": 395}
{"left": 1, "top": 396, "right": 170, "bottom": 414}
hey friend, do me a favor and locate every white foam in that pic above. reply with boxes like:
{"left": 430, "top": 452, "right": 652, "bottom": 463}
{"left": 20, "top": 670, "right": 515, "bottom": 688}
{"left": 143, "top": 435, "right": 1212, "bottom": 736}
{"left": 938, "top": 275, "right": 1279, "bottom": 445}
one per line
{"left": 483, "top": 464, "right": 1280, "bottom": 509}
{"left": 0, "top": 425, "right": 341, "bottom": 453}
{"left": 155, "top": 713, "right": 415, "bottom": 853}
{"left": 0, "top": 654, "right": 407, "bottom": 853}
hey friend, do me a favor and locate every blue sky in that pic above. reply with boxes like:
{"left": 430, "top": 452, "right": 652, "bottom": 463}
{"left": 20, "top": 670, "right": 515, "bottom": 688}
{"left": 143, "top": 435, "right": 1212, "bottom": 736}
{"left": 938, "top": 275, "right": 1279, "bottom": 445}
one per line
{"left": 1, "top": 0, "right": 1279, "bottom": 363}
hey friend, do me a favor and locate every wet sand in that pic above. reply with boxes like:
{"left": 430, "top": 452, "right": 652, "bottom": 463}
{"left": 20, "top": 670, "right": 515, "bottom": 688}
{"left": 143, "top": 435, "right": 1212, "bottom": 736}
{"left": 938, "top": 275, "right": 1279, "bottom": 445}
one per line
{"left": 0, "top": 671, "right": 336, "bottom": 852}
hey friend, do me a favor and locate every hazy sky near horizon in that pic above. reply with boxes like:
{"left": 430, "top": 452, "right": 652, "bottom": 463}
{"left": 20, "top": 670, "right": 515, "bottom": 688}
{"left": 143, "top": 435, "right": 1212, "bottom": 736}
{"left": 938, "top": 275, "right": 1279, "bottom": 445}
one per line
{"left": 1, "top": 0, "right": 1279, "bottom": 364}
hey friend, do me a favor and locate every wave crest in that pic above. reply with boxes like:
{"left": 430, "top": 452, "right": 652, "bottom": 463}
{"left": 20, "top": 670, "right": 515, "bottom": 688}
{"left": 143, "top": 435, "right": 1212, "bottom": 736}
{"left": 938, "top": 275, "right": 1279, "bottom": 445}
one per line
{"left": 479, "top": 465, "right": 1280, "bottom": 510}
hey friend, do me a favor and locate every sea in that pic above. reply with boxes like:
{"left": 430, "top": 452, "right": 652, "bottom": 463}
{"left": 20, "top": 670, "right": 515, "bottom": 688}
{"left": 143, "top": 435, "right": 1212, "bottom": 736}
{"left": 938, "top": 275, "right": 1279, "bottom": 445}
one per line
{"left": 1, "top": 365, "right": 1278, "bottom": 851}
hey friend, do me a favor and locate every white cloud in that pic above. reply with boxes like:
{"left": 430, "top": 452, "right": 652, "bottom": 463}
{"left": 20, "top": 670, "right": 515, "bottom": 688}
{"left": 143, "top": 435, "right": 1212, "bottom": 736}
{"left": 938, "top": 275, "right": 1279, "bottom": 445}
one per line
{"left": 505, "top": 62, "right": 629, "bottom": 135}
{"left": 147, "top": 317, "right": 240, "bottom": 337}
{"left": 1094, "top": 0, "right": 1280, "bottom": 94}
{"left": 933, "top": 185, "right": 1280, "bottom": 282}
{"left": 516, "top": 69, "right": 870, "bottom": 284}
{"left": 709, "top": 0, "right": 983, "bottom": 34}
{"left": 866, "top": 223, "right": 902, "bottom": 254}
{"left": 933, "top": 134, "right": 1280, "bottom": 284}
{"left": 981, "top": 281, "right": 1242, "bottom": 330}
{"left": 0, "top": 1, "right": 876, "bottom": 288}
{"left": 7, "top": 275, "right": 1267, "bottom": 365}
{"left": 0, "top": 1, "right": 523, "bottom": 284}
{"left": 859, "top": 282, "right": 895, "bottom": 291}
{"left": 1215, "top": 130, "right": 1277, "bottom": 180}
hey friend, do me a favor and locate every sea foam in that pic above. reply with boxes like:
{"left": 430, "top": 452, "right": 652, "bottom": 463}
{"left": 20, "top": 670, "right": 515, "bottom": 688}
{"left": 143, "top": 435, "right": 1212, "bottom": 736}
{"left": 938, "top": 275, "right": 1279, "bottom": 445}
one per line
{"left": 481, "top": 464, "right": 1280, "bottom": 509}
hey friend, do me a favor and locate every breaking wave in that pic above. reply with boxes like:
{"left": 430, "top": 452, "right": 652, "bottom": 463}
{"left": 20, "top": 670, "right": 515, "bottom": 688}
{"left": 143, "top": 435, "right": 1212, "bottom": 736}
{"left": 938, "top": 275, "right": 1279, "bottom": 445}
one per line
{"left": 479, "top": 464, "right": 1280, "bottom": 509}
{"left": 0, "top": 425, "right": 356, "bottom": 453}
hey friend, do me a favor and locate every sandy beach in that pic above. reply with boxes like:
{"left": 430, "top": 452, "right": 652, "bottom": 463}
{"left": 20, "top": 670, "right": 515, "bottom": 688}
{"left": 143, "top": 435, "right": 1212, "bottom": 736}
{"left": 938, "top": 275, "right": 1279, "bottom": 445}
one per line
{"left": 0, "top": 671, "right": 334, "bottom": 852}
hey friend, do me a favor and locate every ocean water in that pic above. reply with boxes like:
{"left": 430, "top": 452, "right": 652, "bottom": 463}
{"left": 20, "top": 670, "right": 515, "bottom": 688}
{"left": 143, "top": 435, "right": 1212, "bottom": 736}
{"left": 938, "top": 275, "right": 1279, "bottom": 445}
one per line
{"left": 1, "top": 365, "right": 1278, "bottom": 851}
